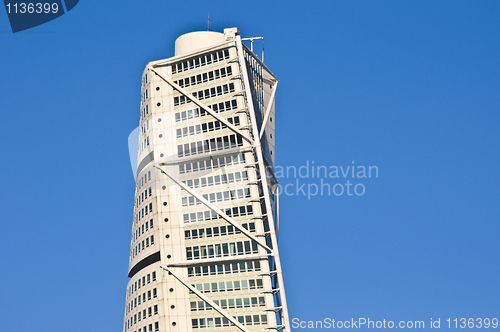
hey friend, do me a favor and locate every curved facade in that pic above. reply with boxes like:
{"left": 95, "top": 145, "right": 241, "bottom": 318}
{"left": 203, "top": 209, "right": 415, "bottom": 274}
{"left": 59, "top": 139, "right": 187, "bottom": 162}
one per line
{"left": 123, "top": 28, "right": 289, "bottom": 332}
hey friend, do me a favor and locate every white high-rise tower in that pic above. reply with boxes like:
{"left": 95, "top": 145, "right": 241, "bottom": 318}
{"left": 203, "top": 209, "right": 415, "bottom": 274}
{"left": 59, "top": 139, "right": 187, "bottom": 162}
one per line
{"left": 123, "top": 28, "right": 289, "bottom": 332}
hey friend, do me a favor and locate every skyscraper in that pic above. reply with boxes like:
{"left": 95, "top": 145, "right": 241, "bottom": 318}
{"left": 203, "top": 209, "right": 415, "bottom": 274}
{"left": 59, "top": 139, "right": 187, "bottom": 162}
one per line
{"left": 124, "top": 28, "right": 289, "bottom": 332}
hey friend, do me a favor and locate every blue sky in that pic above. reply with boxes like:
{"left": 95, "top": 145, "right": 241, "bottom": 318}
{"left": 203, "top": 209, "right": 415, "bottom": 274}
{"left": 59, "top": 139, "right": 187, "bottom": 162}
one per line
{"left": 1, "top": 1, "right": 499, "bottom": 331}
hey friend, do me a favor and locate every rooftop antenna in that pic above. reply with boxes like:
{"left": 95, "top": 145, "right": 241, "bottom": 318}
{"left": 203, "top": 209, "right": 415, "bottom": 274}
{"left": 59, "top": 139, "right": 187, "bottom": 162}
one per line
{"left": 207, "top": 15, "right": 212, "bottom": 31}
{"left": 262, "top": 39, "right": 265, "bottom": 62}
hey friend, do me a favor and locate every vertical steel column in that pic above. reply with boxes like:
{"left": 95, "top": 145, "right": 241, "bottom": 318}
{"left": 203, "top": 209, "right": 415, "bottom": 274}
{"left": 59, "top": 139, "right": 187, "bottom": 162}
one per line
{"left": 235, "top": 35, "right": 290, "bottom": 331}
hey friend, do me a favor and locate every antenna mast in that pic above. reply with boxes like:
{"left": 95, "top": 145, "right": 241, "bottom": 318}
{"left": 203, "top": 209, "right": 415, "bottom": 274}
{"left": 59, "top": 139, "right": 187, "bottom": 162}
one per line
{"left": 207, "top": 16, "right": 212, "bottom": 31}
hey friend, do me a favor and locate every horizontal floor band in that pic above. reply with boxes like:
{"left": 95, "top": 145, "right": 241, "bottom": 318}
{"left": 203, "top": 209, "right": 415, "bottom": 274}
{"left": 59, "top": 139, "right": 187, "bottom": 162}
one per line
{"left": 137, "top": 151, "right": 154, "bottom": 175}
{"left": 128, "top": 251, "right": 160, "bottom": 278}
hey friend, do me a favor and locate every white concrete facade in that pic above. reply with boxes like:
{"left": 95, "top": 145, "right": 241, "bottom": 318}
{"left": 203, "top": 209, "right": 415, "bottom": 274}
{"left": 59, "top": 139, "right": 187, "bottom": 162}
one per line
{"left": 123, "top": 28, "right": 288, "bottom": 332}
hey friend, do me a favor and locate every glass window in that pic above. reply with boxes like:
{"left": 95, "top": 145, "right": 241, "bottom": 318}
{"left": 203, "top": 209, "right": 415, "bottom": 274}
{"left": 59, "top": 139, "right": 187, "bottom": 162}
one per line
{"left": 252, "top": 241, "right": 258, "bottom": 253}
{"left": 257, "top": 279, "right": 263, "bottom": 288}
{"left": 259, "top": 297, "right": 265, "bottom": 306}
{"left": 251, "top": 297, "right": 258, "bottom": 307}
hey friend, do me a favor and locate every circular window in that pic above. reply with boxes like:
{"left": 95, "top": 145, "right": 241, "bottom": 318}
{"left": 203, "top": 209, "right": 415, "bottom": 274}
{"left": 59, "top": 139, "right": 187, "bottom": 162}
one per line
{"left": 157, "top": 102, "right": 161, "bottom": 107}
{"left": 164, "top": 218, "right": 169, "bottom": 222}
{"left": 169, "top": 288, "right": 174, "bottom": 292}
{"left": 156, "top": 87, "right": 160, "bottom": 91}
{"left": 165, "top": 234, "right": 170, "bottom": 238}
{"left": 172, "top": 322, "right": 177, "bottom": 327}
{"left": 167, "top": 254, "right": 171, "bottom": 259}
{"left": 160, "top": 153, "right": 164, "bottom": 157}
{"left": 171, "top": 305, "right": 175, "bottom": 309}
{"left": 162, "top": 186, "right": 166, "bottom": 190}
{"left": 270, "top": 117, "right": 273, "bottom": 122}
{"left": 159, "top": 134, "right": 163, "bottom": 138}
{"left": 158, "top": 118, "right": 162, "bottom": 122}
{"left": 163, "top": 202, "right": 167, "bottom": 206}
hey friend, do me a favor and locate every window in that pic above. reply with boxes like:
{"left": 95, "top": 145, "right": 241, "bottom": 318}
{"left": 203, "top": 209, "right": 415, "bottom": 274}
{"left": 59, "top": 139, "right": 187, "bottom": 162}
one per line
{"left": 249, "top": 279, "right": 256, "bottom": 289}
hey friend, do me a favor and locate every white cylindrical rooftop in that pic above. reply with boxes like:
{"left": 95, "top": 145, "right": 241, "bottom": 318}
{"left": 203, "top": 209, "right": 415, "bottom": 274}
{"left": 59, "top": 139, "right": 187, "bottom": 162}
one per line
{"left": 175, "top": 31, "right": 225, "bottom": 57}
